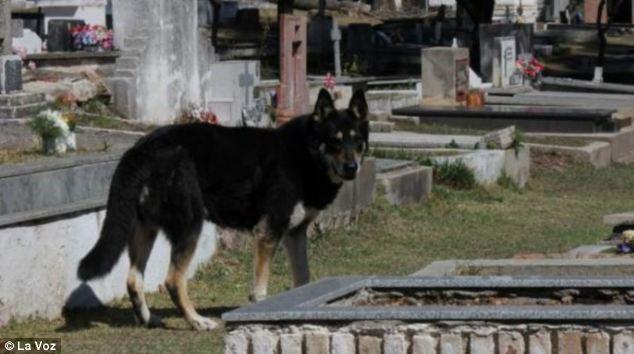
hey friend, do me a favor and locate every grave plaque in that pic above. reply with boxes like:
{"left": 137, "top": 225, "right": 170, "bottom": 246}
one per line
{"left": 421, "top": 47, "right": 469, "bottom": 105}
{"left": 2, "top": 55, "right": 23, "bottom": 93}
{"left": 493, "top": 36, "right": 521, "bottom": 87}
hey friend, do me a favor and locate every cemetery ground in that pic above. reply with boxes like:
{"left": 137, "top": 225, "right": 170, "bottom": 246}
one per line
{"left": 3, "top": 150, "right": 634, "bottom": 353}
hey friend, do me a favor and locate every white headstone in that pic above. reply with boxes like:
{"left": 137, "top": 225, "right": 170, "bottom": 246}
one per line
{"left": 493, "top": 36, "right": 521, "bottom": 87}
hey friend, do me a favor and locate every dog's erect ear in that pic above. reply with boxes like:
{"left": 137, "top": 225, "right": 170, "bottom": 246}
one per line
{"left": 348, "top": 90, "right": 368, "bottom": 120}
{"left": 313, "top": 89, "right": 335, "bottom": 122}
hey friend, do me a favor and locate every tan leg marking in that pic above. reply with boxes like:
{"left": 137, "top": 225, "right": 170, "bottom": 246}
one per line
{"left": 165, "top": 241, "right": 217, "bottom": 331}
{"left": 250, "top": 235, "right": 278, "bottom": 302}
{"left": 126, "top": 226, "right": 162, "bottom": 327}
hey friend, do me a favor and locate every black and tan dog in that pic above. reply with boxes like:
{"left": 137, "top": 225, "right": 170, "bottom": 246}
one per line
{"left": 77, "top": 89, "right": 368, "bottom": 330}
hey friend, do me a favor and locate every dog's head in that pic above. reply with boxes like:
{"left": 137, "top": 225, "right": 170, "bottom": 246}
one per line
{"left": 310, "top": 88, "right": 369, "bottom": 184}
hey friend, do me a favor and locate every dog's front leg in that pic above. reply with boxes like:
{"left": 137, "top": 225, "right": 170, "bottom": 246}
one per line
{"left": 250, "top": 233, "right": 280, "bottom": 302}
{"left": 283, "top": 224, "right": 310, "bottom": 287}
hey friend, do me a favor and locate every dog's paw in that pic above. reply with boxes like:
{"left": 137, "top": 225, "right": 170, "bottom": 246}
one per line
{"left": 189, "top": 316, "right": 219, "bottom": 331}
{"left": 249, "top": 293, "right": 266, "bottom": 303}
{"left": 146, "top": 314, "right": 164, "bottom": 328}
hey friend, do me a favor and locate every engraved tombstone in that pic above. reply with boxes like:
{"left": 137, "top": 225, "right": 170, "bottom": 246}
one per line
{"left": 493, "top": 36, "right": 521, "bottom": 87}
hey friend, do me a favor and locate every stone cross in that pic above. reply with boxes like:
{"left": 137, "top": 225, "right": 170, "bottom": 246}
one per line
{"left": 330, "top": 19, "right": 341, "bottom": 78}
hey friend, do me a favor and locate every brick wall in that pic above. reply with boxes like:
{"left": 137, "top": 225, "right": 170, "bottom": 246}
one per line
{"left": 585, "top": 0, "right": 608, "bottom": 24}
{"left": 225, "top": 323, "right": 634, "bottom": 354}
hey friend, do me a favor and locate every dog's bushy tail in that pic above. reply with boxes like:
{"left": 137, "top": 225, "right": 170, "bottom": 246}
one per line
{"left": 77, "top": 150, "right": 149, "bottom": 281}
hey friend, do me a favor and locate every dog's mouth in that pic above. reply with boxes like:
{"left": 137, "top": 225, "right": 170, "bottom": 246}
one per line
{"left": 328, "top": 159, "right": 357, "bottom": 182}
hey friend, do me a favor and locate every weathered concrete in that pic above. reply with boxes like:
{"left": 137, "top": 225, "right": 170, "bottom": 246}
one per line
{"left": 223, "top": 276, "right": 634, "bottom": 323}
{"left": 414, "top": 258, "right": 634, "bottom": 277}
{"left": 366, "top": 90, "right": 420, "bottom": 116}
{"left": 377, "top": 164, "right": 432, "bottom": 205}
{"left": 432, "top": 147, "right": 530, "bottom": 188}
{"left": 225, "top": 323, "right": 634, "bottom": 354}
{"left": 111, "top": 0, "right": 214, "bottom": 123}
{"left": 525, "top": 128, "right": 634, "bottom": 163}
{"left": 526, "top": 141, "right": 612, "bottom": 168}
{"left": 0, "top": 210, "right": 217, "bottom": 326}
{"left": 421, "top": 47, "right": 469, "bottom": 105}
{"left": 370, "top": 131, "right": 481, "bottom": 150}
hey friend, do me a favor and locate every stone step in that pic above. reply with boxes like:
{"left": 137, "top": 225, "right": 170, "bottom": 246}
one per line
{"left": 116, "top": 57, "right": 139, "bottom": 70}
{"left": 0, "top": 101, "right": 49, "bottom": 119}
{"left": 0, "top": 92, "right": 46, "bottom": 107}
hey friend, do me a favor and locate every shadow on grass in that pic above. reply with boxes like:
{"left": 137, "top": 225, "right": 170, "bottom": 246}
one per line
{"left": 57, "top": 305, "right": 238, "bottom": 332}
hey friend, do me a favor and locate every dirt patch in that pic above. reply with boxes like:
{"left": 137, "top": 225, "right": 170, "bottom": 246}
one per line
{"left": 531, "top": 150, "right": 577, "bottom": 172}
{"left": 330, "top": 287, "right": 634, "bottom": 307}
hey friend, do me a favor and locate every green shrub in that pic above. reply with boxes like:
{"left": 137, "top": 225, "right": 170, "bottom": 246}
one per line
{"left": 432, "top": 160, "right": 476, "bottom": 190}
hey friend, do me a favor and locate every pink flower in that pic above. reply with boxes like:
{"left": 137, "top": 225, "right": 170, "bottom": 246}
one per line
{"left": 323, "top": 72, "right": 336, "bottom": 91}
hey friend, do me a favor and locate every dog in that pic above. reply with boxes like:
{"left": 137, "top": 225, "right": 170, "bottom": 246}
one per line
{"left": 77, "top": 89, "right": 369, "bottom": 331}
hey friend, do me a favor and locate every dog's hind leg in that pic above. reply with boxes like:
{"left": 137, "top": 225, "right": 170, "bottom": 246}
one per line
{"left": 283, "top": 224, "right": 310, "bottom": 287}
{"left": 164, "top": 234, "right": 218, "bottom": 331}
{"left": 126, "top": 225, "right": 162, "bottom": 327}
{"left": 249, "top": 228, "right": 282, "bottom": 302}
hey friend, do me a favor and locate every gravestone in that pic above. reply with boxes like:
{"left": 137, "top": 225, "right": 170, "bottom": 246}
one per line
{"left": 47, "top": 19, "right": 85, "bottom": 52}
{"left": 2, "top": 56, "right": 22, "bottom": 93}
{"left": 479, "top": 24, "right": 533, "bottom": 82}
{"left": 277, "top": 14, "right": 309, "bottom": 125}
{"left": 205, "top": 60, "right": 262, "bottom": 127}
{"left": 421, "top": 47, "right": 469, "bottom": 105}
{"left": 492, "top": 36, "right": 521, "bottom": 88}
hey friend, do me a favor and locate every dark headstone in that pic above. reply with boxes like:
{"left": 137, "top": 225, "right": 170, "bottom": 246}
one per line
{"left": 3, "top": 57, "right": 22, "bottom": 93}
{"left": 308, "top": 15, "right": 333, "bottom": 55}
{"left": 47, "top": 19, "right": 84, "bottom": 52}
{"left": 479, "top": 23, "right": 533, "bottom": 82}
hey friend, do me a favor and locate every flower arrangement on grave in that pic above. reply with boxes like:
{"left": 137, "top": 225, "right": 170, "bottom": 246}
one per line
{"left": 175, "top": 104, "right": 219, "bottom": 125}
{"left": 616, "top": 230, "right": 634, "bottom": 254}
{"left": 71, "top": 25, "right": 113, "bottom": 51}
{"left": 29, "top": 110, "right": 77, "bottom": 155}
{"left": 515, "top": 56, "right": 544, "bottom": 83}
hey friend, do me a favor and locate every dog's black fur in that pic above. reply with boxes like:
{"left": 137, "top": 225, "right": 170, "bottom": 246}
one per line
{"left": 77, "top": 89, "right": 368, "bottom": 330}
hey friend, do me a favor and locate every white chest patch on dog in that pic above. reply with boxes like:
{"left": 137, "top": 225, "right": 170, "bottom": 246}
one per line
{"left": 288, "top": 203, "right": 319, "bottom": 229}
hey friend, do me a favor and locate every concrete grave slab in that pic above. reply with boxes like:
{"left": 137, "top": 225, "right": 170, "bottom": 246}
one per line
{"left": 223, "top": 276, "right": 634, "bottom": 323}
{"left": 392, "top": 105, "right": 617, "bottom": 133}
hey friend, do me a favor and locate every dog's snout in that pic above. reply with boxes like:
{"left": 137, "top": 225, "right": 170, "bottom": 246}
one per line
{"left": 343, "top": 161, "right": 358, "bottom": 174}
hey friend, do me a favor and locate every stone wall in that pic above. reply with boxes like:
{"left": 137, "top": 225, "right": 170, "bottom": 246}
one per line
{"left": 0, "top": 209, "right": 217, "bottom": 326}
{"left": 225, "top": 322, "right": 634, "bottom": 354}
